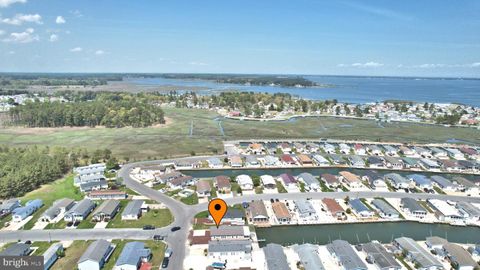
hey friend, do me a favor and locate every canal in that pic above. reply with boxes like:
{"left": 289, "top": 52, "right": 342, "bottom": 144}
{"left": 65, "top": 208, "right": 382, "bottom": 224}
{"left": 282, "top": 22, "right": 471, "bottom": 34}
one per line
{"left": 255, "top": 222, "right": 480, "bottom": 247}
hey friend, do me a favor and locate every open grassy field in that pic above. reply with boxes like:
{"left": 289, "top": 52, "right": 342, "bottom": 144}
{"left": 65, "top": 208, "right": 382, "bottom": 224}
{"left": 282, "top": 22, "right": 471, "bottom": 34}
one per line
{"left": 51, "top": 240, "right": 91, "bottom": 270}
{"left": 106, "top": 201, "right": 173, "bottom": 229}
{"left": 0, "top": 108, "right": 479, "bottom": 160}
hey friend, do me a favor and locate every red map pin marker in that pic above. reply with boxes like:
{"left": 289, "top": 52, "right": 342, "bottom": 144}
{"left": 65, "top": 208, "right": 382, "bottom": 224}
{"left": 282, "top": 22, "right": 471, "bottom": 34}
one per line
{"left": 208, "top": 198, "right": 227, "bottom": 228}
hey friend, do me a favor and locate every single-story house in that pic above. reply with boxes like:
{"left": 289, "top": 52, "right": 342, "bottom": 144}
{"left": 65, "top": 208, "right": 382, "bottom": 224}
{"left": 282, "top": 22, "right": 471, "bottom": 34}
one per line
{"left": 236, "top": 175, "right": 254, "bottom": 190}
{"left": 41, "top": 198, "right": 75, "bottom": 223}
{"left": 214, "top": 175, "right": 231, "bottom": 192}
{"left": 78, "top": 240, "right": 116, "bottom": 270}
{"left": 12, "top": 199, "right": 43, "bottom": 222}
{"left": 113, "top": 241, "right": 151, "bottom": 270}
{"left": 196, "top": 180, "right": 212, "bottom": 197}
{"left": 260, "top": 175, "right": 276, "bottom": 189}
{"left": 121, "top": 200, "right": 145, "bottom": 220}
{"left": 64, "top": 199, "right": 96, "bottom": 223}
{"left": 247, "top": 200, "right": 269, "bottom": 224}
{"left": 92, "top": 200, "right": 120, "bottom": 222}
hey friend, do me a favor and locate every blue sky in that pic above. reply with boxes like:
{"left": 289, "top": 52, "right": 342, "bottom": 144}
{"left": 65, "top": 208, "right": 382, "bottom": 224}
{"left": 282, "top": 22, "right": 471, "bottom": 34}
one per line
{"left": 0, "top": 0, "right": 479, "bottom": 77}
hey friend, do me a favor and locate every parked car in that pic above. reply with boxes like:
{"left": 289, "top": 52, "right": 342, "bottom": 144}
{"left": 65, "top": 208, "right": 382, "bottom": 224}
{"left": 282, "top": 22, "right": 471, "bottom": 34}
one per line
{"left": 153, "top": 235, "right": 165, "bottom": 241}
{"left": 171, "top": 226, "right": 181, "bottom": 232}
{"left": 143, "top": 225, "right": 155, "bottom": 230}
{"left": 161, "top": 257, "right": 169, "bottom": 268}
{"left": 165, "top": 248, "right": 173, "bottom": 258}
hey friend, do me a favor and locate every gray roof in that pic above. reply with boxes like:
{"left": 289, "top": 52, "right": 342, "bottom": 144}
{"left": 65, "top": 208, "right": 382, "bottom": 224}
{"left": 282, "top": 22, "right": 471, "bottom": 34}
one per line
{"left": 248, "top": 200, "right": 268, "bottom": 218}
{"left": 443, "top": 243, "right": 478, "bottom": 268}
{"left": 78, "top": 239, "right": 113, "bottom": 264}
{"left": 42, "top": 198, "right": 74, "bottom": 220}
{"left": 122, "top": 200, "right": 144, "bottom": 217}
{"left": 456, "top": 201, "right": 480, "bottom": 217}
{"left": 298, "top": 173, "right": 318, "bottom": 186}
{"left": 350, "top": 199, "right": 372, "bottom": 214}
{"left": 363, "top": 242, "right": 401, "bottom": 270}
{"left": 210, "top": 225, "right": 245, "bottom": 237}
{"left": 394, "top": 237, "right": 442, "bottom": 268}
{"left": 114, "top": 241, "right": 151, "bottom": 267}
{"left": 293, "top": 244, "right": 325, "bottom": 270}
{"left": 372, "top": 199, "right": 399, "bottom": 216}
{"left": 74, "top": 163, "right": 105, "bottom": 175}
{"left": 43, "top": 243, "right": 63, "bottom": 263}
{"left": 0, "top": 243, "right": 30, "bottom": 256}
{"left": 79, "top": 179, "right": 107, "bottom": 191}
{"left": 68, "top": 199, "right": 95, "bottom": 216}
{"left": 245, "top": 155, "right": 258, "bottom": 164}
{"left": 327, "top": 240, "right": 367, "bottom": 270}
{"left": 0, "top": 198, "right": 20, "bottom": 212}
{"left": 452, "top": 176, "right": 476, "bottom": 188}
{"left": 263, "top": 243, "right": 291, "bottom": 270}
{"left": 93, "top": 200, "right": 120, "bottom": 216}
{"left": 223, "top": 208, "right": 244, "bottom": 219}
{"left": 385, "top": 173, "right": 409, "bottom": 185}
{"left": 294, "top": 200, "right": 316, "bottom": 216}
{"left": 208, "top": 240, "right": 251, "bottom": 253}
{"left": 430, "top": 175, "right": 456, "bottom": 189}
{"left": 426, "top": 236, "right": 448, "bottom": 247}
{"left": 401, "top": 198, "right": 427, "bottom": 213}
{"left": 207, "top": 157, "right": 223, "bottom": 166}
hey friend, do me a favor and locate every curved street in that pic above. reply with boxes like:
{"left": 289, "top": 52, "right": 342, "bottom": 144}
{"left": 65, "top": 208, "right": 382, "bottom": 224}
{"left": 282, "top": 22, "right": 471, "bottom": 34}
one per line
{"left": 1, "top": 157, "right": 479, "bottom": 270}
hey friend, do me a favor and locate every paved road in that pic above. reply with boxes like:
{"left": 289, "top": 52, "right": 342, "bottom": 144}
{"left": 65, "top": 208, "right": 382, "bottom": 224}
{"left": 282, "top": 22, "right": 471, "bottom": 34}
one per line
{"left": 1, "top": 155, "right": 479, "bottom": 270}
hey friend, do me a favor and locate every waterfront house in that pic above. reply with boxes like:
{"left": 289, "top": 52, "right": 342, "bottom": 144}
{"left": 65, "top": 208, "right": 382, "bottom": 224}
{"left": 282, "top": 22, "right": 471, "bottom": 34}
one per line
{"left": 217, "top": 208, "right": 245, "bottom": 225}
{"left": 321, "top": 173, "right": 341, "bottom": 188}
{"left": 431, "top": 147, "right": 448, "bottom": 159}
{"left": 297, "top": 154, "right": 313, "bottom": 166}
{"left": 362, "top": 241, "right": 401, "bottom": 270}
{"left": 294, "top": 200, "right": 317, "bottom": 219}
{"left": 371, "top": 199, "right": 400, "bottom": 219}
{"left": 430, "top": 175, "right": 458, "bottom": 192}
{"left": 402, "top": 157, "right": 421, "bottom": 169}
{"left": 446, "top": 148, "right": 465, "bottom": 160}
{"left": 297, "top": 172, "right": 320, "bottom": 191}
{"left": 207, "top": 157, "right": 223, "bottom": 168}
{"left": 248, "top": 143, "right": 264, "bottom": 154}
{"left": 362, "top": 171, "right": 386, "bottom": 190}
{"left": 457, "top": 160, "right": 478, "bottom": 171}
{"left": 321, "top": 198, "right": 346, "bottom": 220}
{"left": 354, "top": 144, "right": 366, "bottom": 155}
{"left": 245, "top": 155, "right": 260, "bottom": 167}
{"left": 306, "top": 142, "right": 319, "bottom": 153}
{"left": 443, "top": 243, "right": 478, "bottom": 270}
{"left": 367, "top": 156, "right": 385, "bottom": 168}
{"left": 460, "top": 147, "right": 479, "bottom": 159}
{"left": 247, "top": 200, "right": 269, "bottom": 224}
{"left": 236, "top": 175, "right": 254, "bottom": 190}
{"left": 426, "top": 236, "right": 448, "bottom": 250}
{"left": 113, "top": 241, "right": 151, "bottom": 270}
{"left": 43, "top": 243, "right": 63, "bottom": 270}
{"left": 427, "top": 199, "right": 463, "bottom": 223}
{"left": 339, "top": 143, "right": 351, "bottom": 154}
{"left": 383, "top": 145, "right": 399, "bottom": 156}
{"left": 214, "top": 175, "right": 231, "bottom": 193}
{"left": 279, "top": 142, "right": 292, "bottom": 153}
{"left": 12, "top": 199, "right": 43, "bottom": 222}
{"left": 408, "top": 174, "right": 433, "bottom": 190}
{"left": 121, "top": 200, "right": 145, "bottom": 220}
{"left": 271, "top": 201, "right": 291, "bottom": 224}
{"left": 64, "top": 199, "right": 96, "bottom": 223}
{"left": 349, "top": 199, "right": 375, "bottom": 219}
{"left": 312, "top": 154, "right": 330, "bottom": 166}
{"left": 263, "top": 243, "right": 290, "bottom": 270}
{"left": 175, "top": 160, "right": 198, "bottom": 170}
{"left": 400, "top": 198, "right": 427, "bottom": 219}
{"left": 88, "top": 190, "right": 127, "bottom": 200}
{"left": 260, "top": 175, "right": 276, "bottom": 189}
{"left": 385, "top": 173, "right": 411, "bottom": 190}
{"left": 452, "top": 177, "right": 479, "bottom": 194}
{"left": 420, "top": 158, "right": 441, "bottom": 170}
{"left": 280, "top": 154, "right": 297, "bottom": 166}
{"left": 327, "top": 240, "right": 368, "bottom": 270}
{"left": 348, "top": 155, "right": 365, "bottom": 168}
{"left": 195, "top": 180, "right": 212, "bottom": 197}
{"left": 157, "top": 171, "right": 183, "bottom": 184}
{"left": 384, "top": 156, "right": 404, "bottom": 169}
{"left": 399, "top": 146, "right": 415, "bottom": 156}
{"left": 330, "top": 154, "right": 346, "bottom": 165}
{"left": 41, "top": 198, "right": 75, "bottom": 223}
{"left": 228, "top": 155, "right": 243, "bottom": 168}
{"left": 339, "top": 171, "right": 363, "bottom": 189}
{"left": 78, "top": 240, "right": 115, "bottom": 270}
{"left": 393, "top": 237, "right": 443, "bottom": 270}
{"left": 456, "top": 201, "right": 480, "bottom": 224}
{"left": 367, "top": 145, "right": 383, "bottom": 156}
{"left": 0, "top": 243, "right": 31, "bottom": 256}
{"left": 208, "top": 240, "right": 252, "bottom": 261}
{"left": 278, "top": 173, "right": 298, "bottom": 191}
{"left": 439, "top": 159, "right": 461, "bottom": 172}
{"left": 167, "top": 175, "right": 195, "bottom": 189}
{"left": 92, "top": 200, "right": 120, "bottom": 222}
{"left": 262, "top": 155, "right": 279, "bottom": 166}
{"left": 210, "top": 225, "right": 250, "bottom": 241}
{"left": 293, "top": 244, "right": 325, "bottom": 270}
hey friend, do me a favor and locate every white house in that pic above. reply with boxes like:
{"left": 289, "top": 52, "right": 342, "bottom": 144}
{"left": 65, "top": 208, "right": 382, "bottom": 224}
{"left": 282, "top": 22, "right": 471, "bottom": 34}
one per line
{"left": 236, "top": 175, "right": 254, "bottom": 190}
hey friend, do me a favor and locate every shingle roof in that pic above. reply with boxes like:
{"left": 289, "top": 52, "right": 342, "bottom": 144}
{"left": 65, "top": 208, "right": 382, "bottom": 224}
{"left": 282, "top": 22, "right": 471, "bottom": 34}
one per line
{"left": 263, "top": 243, "right": 290, "bottom": 270}
{"left": 401, "top": 198, "right": 426, "bottom": 213}
{"left": 363, "top": 241, "right": 400, "bottom": 270}
{"left": 327, "top": 240, "right": 367, "bottom": 270}
{"left": 297, "top": 173, "right": 318, "bottom": 186}
{"left": 93, "top": 200, "right": 120, "bottom": 216}
{"left": 115, "top": 242, "right": 151, "bottom": 267}
{"left": 0, "top": 243, "right": 30, "bottom": 256}
{"left": 78, "top": 240, "right": 113, "bottom": 264}
{"left": 293, "top": 244, "right": 325, "bottom": 270}
{"left": 122, "top": 200, "right": 144, "bottom": 217}
{"left": 372, "top": 199, "right": 399, "bottom": 216}
{"left": 444, "top": 243, "right": 478, "bottom": 268}
{"left": 208, "top": 240, "right": 251, "bottom": 253}
{"left": 68, "top": 199, "right": 95, "bottom": 216}
{"left": 395, "top": 237, "right": 442, "bottom": 268}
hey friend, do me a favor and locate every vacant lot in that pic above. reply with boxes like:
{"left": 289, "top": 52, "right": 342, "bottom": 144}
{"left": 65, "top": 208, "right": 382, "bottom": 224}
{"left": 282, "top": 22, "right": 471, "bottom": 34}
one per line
{"left": 1, "top": 108, "right": 479, "bottom": 160}
{"left": 51, "top": 240, "right": 91, "bottom": 270}
{"left": 106, "top": 201, "right": 173, "bottom": 229}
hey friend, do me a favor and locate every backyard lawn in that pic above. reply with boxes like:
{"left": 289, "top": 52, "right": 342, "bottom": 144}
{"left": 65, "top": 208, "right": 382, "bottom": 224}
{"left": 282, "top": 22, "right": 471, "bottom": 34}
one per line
{"left": 106, "top": 201, "right": 173, "bottom": 229}
{"left": 51, "top": 241, "right": 91, "bottom": 270}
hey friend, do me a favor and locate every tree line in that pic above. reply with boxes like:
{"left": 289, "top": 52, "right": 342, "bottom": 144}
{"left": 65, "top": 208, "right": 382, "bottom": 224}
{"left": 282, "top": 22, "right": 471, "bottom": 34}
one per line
{"left": 8, "top": 93, "right": 165, "bottom": 128}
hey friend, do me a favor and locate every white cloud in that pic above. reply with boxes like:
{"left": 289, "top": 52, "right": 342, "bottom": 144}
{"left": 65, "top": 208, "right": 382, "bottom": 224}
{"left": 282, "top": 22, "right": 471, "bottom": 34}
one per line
{"left": 469, "top": 62, "right": 480, "bottom": 68}
{"left": 189, "top": 61, "right": 209, "bottom": 66}
{"left": 1, "top": 13, "right": 42, "bottom": 25}
{"left": 0, "top": 29, "right": 4, "bottom": 35}
{"left": 70, "top": 10, "right": 83, "bottom": 18}
{"left": 2, "top": 28, "right": 39, "bottom": 43}
{"left": 338, "top": 61, "right": 384, "bottom": 68}
{"left": 95, "top": 50, "right": 105, "bottom": 55}
{"left": 49, "top": 34, "right": 58, "bottom": 42}
{"left": 70, "top": 47, "right": 83, "bottom": 52}
{"left": 0, "top": 0, "right": 26, "bottom": 8}
{"left": 55, "top": 16, "right": 66, "bottom": 24}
